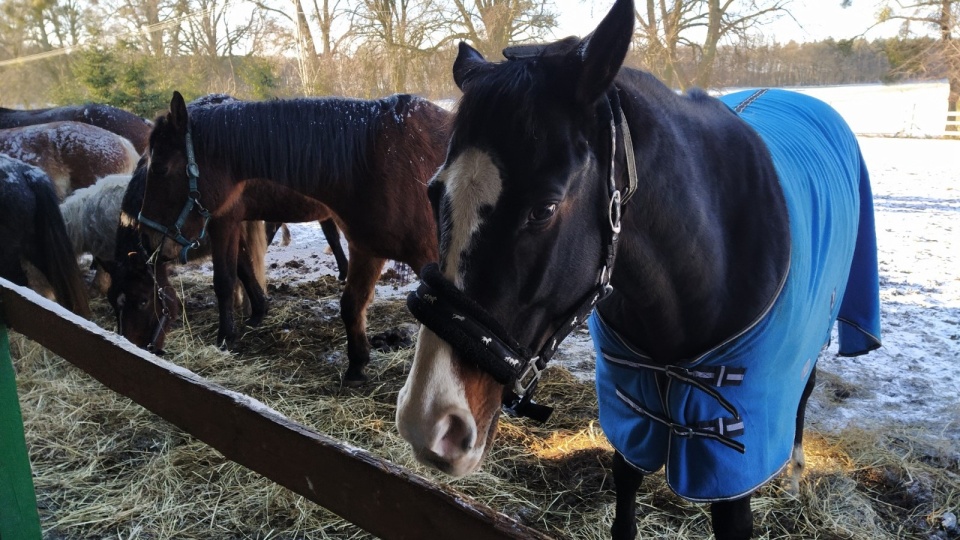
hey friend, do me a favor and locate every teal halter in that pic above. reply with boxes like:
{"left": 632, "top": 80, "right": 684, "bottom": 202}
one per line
{"left": 138, "top": 126, "right": 212, "bottom": 264}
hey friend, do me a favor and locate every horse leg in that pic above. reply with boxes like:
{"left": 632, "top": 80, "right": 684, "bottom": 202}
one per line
{"left": 340, "top": 249, "right": 386, "bottom": 385}
{"left": 236, "top": 234, "right": 268, "bottom": 328}
{"left": 789, "top": 366, "right": 818, "bottom": 494}
{"left": 209, "top": 221, "right": 241, "bottom": 349}
{"left": 711, "top": 495, "right": 754, "bottom": 539}
{"left": 320, "top": 219, "right": 348, "bottom": 281}
{"left": 611, "top": 451, "right": 644, "bottom": 540}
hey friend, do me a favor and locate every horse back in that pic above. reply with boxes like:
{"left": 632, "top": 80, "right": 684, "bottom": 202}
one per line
{"left": 0, "top": 121, "right": 139, "bottom": 199}
{"left": 0, "top": 104, "right": 151, "bottom": 154}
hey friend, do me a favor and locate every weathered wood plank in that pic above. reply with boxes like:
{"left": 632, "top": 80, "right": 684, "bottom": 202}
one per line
{"left": 0, "top": 279, "right": 553, "bottom": 540}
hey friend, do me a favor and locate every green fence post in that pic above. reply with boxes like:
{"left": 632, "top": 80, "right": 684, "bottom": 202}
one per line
{"left": 0, "top": 324, "right": 41, "bottom": 540}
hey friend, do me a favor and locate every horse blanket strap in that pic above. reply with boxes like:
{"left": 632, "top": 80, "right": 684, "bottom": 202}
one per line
{"left": 138, "top": 125, "right": 211, "bottom": 264}
{"left": 615, "top": 385, "right": 745, "bottom": 453}
{"left": 592, "top": 88, "right": 881, "bottom": 502}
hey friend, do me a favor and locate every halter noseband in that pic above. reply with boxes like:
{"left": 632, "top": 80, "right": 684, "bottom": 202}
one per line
{"left": 407, "top": 88, "right": 637, "bottom": 422}
{"left": 138, "top": 125, "right": 212, "bottom": 264}
{"left": 115, "top": 251, "right": 175, "bottom": 356}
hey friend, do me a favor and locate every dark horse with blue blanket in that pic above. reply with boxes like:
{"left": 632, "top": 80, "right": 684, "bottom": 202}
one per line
{"left": 395, "top": 0, "right": 881, "bottom": 537}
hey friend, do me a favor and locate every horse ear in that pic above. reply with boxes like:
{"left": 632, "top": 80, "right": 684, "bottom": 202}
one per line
{"left": 453, "top": 42, "right": 488, "bottom": 91}
{"left": 168, "top": 91, "right": 189, "bottom": 137}
{"left": 571, "top": 0, "right": 635, "bottom": 105}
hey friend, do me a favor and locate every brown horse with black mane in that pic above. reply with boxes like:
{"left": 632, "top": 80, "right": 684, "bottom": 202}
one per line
{"left": 109, "top": 158, "right": 347, "bottom": 355}
{"left": 139, "top": 92, "right": 450, "bottom": 384}
{"left": 0, "top": 103, "right": 152, "bottom": 154}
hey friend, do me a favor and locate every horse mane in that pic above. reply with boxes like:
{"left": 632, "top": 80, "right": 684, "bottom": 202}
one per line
{"left": 187, "top": 94, "right": 422, "bottom": 193}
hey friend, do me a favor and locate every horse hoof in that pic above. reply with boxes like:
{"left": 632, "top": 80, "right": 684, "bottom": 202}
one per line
{"left": 370, "top": 325, "right": 416, "bottom": 352}
{"left": 342, "top": 372, "right": 368, "bottom": 387}
{"left": 247, "top": 314, "right": 265, "bottom": 328}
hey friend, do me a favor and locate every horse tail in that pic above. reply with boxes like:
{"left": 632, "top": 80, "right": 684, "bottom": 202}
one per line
{"left": 30, "top": 179, "right": 91, "bottom": 318}
{"left": 234, "top": 221, "right": 268, "bottom": 316}
{"left": 246, "top": 220, "right": 268, "bottom": 293}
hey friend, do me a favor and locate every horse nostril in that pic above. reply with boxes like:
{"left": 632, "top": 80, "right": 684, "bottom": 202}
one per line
{"left": 432, "top": 412, "right": 476, "bottom": 459}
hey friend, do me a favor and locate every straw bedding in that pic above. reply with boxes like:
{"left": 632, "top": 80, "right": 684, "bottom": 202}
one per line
{"left": 8, "top": 268, "right": 959, "bottom": 539}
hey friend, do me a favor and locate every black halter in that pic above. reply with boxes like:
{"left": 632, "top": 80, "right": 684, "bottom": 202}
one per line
{"left": 407, "top": 88, "right": 637, "bottom": 422}
{"left": 138, "top": 125, "right": 211, "bottom": 264}
{"left": 114, "top": 250, "right": 174, "bottom": 356}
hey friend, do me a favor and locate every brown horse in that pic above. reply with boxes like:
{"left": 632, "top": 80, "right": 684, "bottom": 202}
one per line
{"left": 109, "top": 160, "right": 347, "bottom": 355}
{"left": 139, "top": 92, "right": 449, "bottom": 384}
{"left": 0, "top": 122, "right": 139, "bottom": 199}
{"left": 0, "top": 103, "right": 152, "bottom": 154}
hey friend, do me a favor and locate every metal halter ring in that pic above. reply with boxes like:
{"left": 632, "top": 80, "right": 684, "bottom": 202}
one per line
{"left": 609, "top": 189, "right": 622, "bottom": 233}
{"left": 513, "top": 358, "right": 543, "bottom": 396}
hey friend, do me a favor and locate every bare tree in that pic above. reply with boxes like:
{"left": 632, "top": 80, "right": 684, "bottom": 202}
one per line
{"left": 636, "top": 0, "right": 790, "bottom": 89}
{"left": 448, "top": 0, "right": 557, "bottom": 59}
{"left": 352, "top": 0, "right": 448, "bottom": 90}
{"left": 0, "top": 0, "right": 94, "bottom": 52}
{"left": 105, "top": 0, "right": 181, "bottom": 56}
{"left": 867, "top": 0, "right": 959, "bottom": 130}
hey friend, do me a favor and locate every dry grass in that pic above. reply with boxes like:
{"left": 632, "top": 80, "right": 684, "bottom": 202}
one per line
{"left": 8, "top": 272, "right": 960, "bottom": 539}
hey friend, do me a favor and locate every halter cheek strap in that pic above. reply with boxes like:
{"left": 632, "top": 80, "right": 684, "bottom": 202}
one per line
{"left": 138, "top": 126, "right": 212, "bottom": 264}
{"left": 407, "top": 87, "right": 637, "bottom": 422}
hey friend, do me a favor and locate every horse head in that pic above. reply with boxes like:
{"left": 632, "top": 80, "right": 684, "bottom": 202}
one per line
{"left": 110, "top": 156, "right": 182, "bottom": 355}
{"left": 139, "top": 91, "right": 215, "bottom": 264}
{"left": 396, "top": 0, "right": 634, "bottom": 477}
{"left": 107, "top": 246, "right": 181, "bottom": 355}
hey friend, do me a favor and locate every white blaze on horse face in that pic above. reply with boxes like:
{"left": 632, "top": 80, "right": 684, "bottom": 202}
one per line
{"left": 396, "top": 147, "right": 502, "bottom": 477}
{"left": 397, "top": 326, "right": 486, "bottom": 477}
{"left": 440, "top": 148, "right": 504, "bottom": 286}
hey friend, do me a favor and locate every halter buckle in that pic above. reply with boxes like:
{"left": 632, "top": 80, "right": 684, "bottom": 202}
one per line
{"left": 609, "top": 190, "right": 622, "bottom": 234}
{"left": 513, "top": 357, "right": 543, "bottom": 396}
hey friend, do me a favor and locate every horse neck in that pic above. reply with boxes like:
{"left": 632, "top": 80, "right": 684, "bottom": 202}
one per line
{"left": 601, "top": 76, "right": 789, "bottom": 362}
{"left": 192, "top": 99, "right": 381, "bottom": 203}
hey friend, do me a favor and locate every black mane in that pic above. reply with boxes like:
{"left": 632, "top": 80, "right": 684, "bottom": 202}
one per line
{"left": 187, "top": 94, "right": 419, "bottom": 193}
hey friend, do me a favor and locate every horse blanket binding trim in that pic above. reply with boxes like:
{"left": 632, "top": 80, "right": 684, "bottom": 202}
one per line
{"left": 591, "top": 88, "right": 881, "bottom": 502}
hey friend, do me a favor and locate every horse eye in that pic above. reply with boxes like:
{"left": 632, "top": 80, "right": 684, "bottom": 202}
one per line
{"left": 529, "top": 203, "right": 558, "bottom": 223}
{"left": 137, "top": 300, "right": 149, "bottom": 310}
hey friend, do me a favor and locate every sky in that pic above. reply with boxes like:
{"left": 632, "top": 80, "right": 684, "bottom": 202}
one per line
{"left": 554, "top": 0, "right": 900, "bottom": 44}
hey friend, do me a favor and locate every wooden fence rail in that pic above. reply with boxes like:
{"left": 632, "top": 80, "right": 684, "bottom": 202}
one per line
{"left": 0, "top": 278, "right": 552, "bottom": 540}
{"left": 946, "top": 111, "right": 959, "bottom": 137}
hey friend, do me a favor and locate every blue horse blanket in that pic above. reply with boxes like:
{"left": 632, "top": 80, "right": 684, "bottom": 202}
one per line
{"left": 592, "top": 89, "right": 881, "bottom": 502}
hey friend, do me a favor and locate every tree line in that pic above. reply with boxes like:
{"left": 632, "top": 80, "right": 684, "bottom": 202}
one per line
{"left": 0, "top": 0, "right": 956, "bottom": 127}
